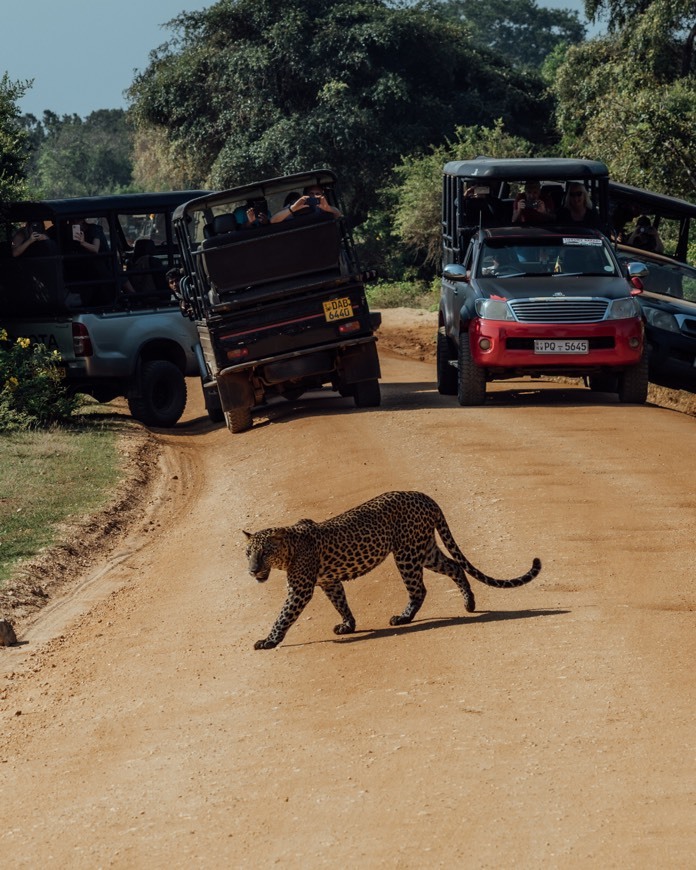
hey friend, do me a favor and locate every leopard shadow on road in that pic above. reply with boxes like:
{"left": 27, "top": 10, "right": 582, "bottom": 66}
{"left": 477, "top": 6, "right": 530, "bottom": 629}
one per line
{"left": 280, "top": 608, "right": 570, "bottom": 647}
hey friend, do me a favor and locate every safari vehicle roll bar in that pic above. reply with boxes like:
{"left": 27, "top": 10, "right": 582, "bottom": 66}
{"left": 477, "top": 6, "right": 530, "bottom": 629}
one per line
{"left": 441, "top": 157, "right": 610, "bottom": 263}
{"left": 609, "top": 181, "right": 696, "bottom": 263}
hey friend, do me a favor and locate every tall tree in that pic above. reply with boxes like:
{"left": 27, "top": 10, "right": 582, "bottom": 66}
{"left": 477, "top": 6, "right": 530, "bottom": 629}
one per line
{"left": 0, "top": 74, "right": 29, "bottom": 209}
{"left": 27, "top": 109, "right": 134, "bottom": 198}
{"left": 438, "top": 0, "right": 586, "bottom": 70}
{"left": 552, "top": 0, "right": 696, "bottom": 197}
{"left": 127, "top": 0, "right": 552, "bottom": 220}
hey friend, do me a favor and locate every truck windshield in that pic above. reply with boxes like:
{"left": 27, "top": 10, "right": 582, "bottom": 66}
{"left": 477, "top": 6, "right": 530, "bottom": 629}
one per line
{"left": 478, "top": 238, "right": 619, "bottom": 278}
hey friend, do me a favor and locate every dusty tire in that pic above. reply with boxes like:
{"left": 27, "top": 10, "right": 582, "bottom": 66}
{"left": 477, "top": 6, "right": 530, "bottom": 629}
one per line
{"left": 437, "top": 328, "right": 458, "bottom": 395}
{"left": 353, "top": 379, "right": 381, "bottom": 408}
{"left": 204, "top": 384, "right": 225, "bottom": 423}
{"left": 128, "top": 360, "right": 187, "bottom": 427}
{"left": 588, "top": 373, "right": 619, "bottom": 393}
{"left": 457, "top": 336, "right": 486, "bottom": 406}
{"left": 225, "top": 405, "right": 253, "bottom": 433}
{"left": 618, "top": 353, "right": 649, "bottom": 404}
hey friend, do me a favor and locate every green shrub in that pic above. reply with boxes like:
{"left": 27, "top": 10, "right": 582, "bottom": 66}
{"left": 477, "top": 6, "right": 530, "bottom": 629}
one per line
{"left": 0, "top": 329, "right": 79, "bottom": 430}
{"left": 366, "top": 278, "right": 440, "bottom": 311}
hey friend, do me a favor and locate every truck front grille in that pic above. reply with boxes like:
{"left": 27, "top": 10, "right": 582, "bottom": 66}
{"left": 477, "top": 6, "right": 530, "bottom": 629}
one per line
{"left": 509, "top": 298, "right": 609, "bottom": 323}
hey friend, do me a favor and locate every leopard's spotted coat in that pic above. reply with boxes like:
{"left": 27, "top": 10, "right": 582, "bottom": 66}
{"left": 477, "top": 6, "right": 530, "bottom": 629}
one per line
{"left": 244, "top": 491, "right": 541, "bottom": 649}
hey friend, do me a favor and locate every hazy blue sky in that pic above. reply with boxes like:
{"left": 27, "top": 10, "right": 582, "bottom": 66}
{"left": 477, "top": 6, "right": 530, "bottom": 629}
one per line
{"left": 2, "top": 0, "right": 602, "bottom": 119}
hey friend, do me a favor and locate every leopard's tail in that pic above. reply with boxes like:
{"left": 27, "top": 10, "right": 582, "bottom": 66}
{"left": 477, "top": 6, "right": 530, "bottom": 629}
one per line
{"left": 435, "top": 508, "right": 541, "bottom": 588}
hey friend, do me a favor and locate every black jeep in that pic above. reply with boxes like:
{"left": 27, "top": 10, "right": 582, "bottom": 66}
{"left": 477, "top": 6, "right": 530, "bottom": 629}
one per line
{"left": 172, "top": 170, "right": 381, "bottom": 433}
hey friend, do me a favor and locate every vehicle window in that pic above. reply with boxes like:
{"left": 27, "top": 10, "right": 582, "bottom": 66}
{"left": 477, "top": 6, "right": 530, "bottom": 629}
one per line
{"left": 478, "top": 238, "right": 617, "bottom": 278}
{"left": 633, "top": 257, "right": 696, "bottom": 301}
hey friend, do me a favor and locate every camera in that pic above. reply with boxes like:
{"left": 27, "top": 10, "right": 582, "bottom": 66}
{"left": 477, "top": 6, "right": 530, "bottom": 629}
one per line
{"left": 29, "top": 221, "right": 43, "bottom": 234}
{"left": 306, "top": 196, "right": 319, "bottom": 208}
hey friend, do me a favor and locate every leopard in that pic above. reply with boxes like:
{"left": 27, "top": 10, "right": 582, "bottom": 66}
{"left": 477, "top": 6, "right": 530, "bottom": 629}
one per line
{"left": 243, "top": 490, "right": 541, "bottom": 649}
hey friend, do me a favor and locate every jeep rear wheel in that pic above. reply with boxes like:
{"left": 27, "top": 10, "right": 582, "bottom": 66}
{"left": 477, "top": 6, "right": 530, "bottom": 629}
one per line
{"left": 353, "top": 379, "right": 381, "bottom": 408}
{"left": 618, "top": 353, "right": 649, "bottom": 404}
{"left": 225, "top": 405, "right": 253, "bottom": 433}
{"left": 128, "top": 359, "right": 187, "bottom": 428}
{"left": 437, "top": 328, "right": 458, "bottom": 395}
{"left": 457, "top": 336, "right": 486, "bottom": 406}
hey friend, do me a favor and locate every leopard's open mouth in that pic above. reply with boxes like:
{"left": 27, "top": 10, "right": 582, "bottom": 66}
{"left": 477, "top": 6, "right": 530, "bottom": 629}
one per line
{"left": 251, "top": 569, "right": 270, "bottom": 582}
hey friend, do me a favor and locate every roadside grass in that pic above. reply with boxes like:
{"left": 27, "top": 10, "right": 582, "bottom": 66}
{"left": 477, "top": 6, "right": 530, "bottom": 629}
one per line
{"left": 0, "top": 425, "right": 120, "bottom": 587}
{"left": 366, "top": 278, "right": 439, "bottom": 311}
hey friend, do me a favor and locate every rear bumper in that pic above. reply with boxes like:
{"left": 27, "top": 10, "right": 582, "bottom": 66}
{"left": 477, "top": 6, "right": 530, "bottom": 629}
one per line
{"left": 469, "top": 317, "right": 644, "bottom": 371}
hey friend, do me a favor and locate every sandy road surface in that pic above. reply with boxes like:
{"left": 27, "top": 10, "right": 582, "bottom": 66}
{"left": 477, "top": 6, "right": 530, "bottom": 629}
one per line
{"left": 1, "top": 310, "right": 694, "bottom": 868}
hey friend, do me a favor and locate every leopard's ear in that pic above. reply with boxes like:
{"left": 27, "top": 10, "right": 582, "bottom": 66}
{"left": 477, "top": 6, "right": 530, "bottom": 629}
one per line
{"left": 242, "top": 530, "right": 252, "bottom": 539}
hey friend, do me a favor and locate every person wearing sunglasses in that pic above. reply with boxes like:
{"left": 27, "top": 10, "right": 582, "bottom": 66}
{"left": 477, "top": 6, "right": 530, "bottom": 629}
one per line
{"left": 558, "top": 182, "right": 599, "bottom": 227}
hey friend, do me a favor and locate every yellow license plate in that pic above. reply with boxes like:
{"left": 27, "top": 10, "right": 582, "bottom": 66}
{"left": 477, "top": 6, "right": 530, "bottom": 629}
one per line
{"left": 323, "top": 297, "right": 353, "bottom": 322}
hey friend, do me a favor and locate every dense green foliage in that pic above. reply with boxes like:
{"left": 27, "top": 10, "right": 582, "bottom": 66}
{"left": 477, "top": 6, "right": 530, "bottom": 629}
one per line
{"left": 21, "top": 109, "right": 135, "bottom": 198}
{"left": 0, "top": 329, "right": 80, "bottom": 430}
{"left": 127, "top": 0, "right": 551, "bottom": 220}
{"left": 437, "top": 0, "right": 586, "bottom": 70}
{"left": 0, "top": 74, "right": 29, "bottom": 205}
{"left": 552, "top": 0, "right": 696, "bottom": 198}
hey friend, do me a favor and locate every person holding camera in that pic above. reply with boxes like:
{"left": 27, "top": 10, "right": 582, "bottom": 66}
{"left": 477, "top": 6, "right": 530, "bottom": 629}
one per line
{"left": 511, "top": 180, "right": 552, "bottom": 225}
{"left": 271, "top": 185, "right": 342, "bottom": 223}
{"left": 627, "top": 215, "right": 664, "bottom": 254}
{"left": 11, "top": 221, "right": 50, "bottom": 257}
{"left": 234, "top": 198, "right": 270, "bottom": 229}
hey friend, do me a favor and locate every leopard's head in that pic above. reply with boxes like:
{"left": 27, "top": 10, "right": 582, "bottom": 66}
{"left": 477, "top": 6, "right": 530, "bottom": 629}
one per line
{"left": 243, "top": 528, "right": 288, "bottom": 582}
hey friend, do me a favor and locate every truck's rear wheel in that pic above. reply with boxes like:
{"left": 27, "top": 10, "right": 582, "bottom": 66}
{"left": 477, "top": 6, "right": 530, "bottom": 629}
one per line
{"left": 128, "top": 359, "right": 187, "bottom": 427}
{"left": 225, "top": 405, "right": 253, "bottom": 433}
{"left": 457, "top": 337, "right": 486, "bottom": 406}
{"left": 437, "top": 328, "right": 458, "bottom": 395}
{"left": 618, "top": 353, "right": 649, "bottom": 404}
{"left": 353, "top": 379, "right": 381, "bottom": 408}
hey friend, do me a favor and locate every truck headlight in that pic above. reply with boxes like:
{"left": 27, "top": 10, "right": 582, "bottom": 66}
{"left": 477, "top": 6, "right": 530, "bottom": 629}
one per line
{"left": 606, "top": 297, "right": 641, "bottom": 320}
{"left": 475, "top": 299, "right": 515, "bottom": 321}
{"left": 643, "top": 307, "right": 680, "bottom": 333}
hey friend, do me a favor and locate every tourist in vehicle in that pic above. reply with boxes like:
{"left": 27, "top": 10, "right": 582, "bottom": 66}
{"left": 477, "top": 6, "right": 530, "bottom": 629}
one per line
{"left": 627, "top": 215, "right": 665, "bottom": 254}
{"left": 11, "top": 221, "right": 51, "bottom": 257}
{"left": 271, "top": 184, "right": 342, "bottom": 223}
{"left": 511, "top": 180, "right": 552, "bottom": 225}
{"left": 557, "top": 183, "right": 599, "bottom": 227}
{"left": 233, "top": 198, "right": 270, "bottom": 229}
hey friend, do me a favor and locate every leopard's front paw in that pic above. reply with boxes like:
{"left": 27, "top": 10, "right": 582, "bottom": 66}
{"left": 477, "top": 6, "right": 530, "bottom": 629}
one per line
{"left": 333, "top": 621, "right": 355, "bottom": 635}
{"left": 389, "top": 614, "right": 411, "bottom": 626}
{"left": 254, "top": 638, "right": 279, "bottom": 650}
{"left": 466, "top": 593, "right": 476, "bottom": 613}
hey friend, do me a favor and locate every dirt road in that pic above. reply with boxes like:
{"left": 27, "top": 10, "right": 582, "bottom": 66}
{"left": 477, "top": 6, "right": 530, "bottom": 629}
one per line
{"left": 1, "top": 310, "right": 694, "bottom": 868}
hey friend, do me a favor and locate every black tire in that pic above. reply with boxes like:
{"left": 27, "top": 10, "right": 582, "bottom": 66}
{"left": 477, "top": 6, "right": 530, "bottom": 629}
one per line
{"left": 128, "top": 359, "right": 187, "bottom": 427}
{"left": 204, "top": 384, "right": 225, "bottom": 423}
{"left": 225, "top": 405, "right": 253, "bottom": 433}
{"left": 353, "top": 379, "right": 381, "bottom": 408}
{"left": 588, "top": 373, "right": 619, "bottom": 393}
{"left": 437, "top": 328, "right": 458, "bottom": 395}
{"left": 618, "top": 352, "right": 649, "bottom": 404}
{"left": 457, "top": 336, "right": 486, "bottom": 406}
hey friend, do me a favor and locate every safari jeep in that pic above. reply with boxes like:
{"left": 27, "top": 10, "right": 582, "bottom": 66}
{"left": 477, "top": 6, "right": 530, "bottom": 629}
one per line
{"left": 438, "top": 157, "right": 648, "bottom": 405}
{"left": 172, "top": 170, "right": 382, "bottom": 433}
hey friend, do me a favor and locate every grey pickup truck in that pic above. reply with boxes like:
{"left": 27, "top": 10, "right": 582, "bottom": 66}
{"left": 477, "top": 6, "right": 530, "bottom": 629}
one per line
{"left": 0, "top": 191, "right": 212, "bottom": 427}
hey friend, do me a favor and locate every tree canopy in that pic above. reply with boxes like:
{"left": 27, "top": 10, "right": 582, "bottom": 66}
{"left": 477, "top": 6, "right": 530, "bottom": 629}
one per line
{"left": 438, "top": 0, "right": 586, "bottom": 70}
{"left": 0, "top": 74, "right": 29, "bottom": 207}
{"left": 127, "top": 0, "right": 552, "bottom": 218}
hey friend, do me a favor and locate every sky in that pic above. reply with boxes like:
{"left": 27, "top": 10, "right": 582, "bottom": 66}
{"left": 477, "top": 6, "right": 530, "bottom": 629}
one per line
{"left": 2, "top": 0, "right": 603, "bottom": 120}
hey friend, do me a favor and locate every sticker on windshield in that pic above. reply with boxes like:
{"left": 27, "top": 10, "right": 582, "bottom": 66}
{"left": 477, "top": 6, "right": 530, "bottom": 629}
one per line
{"left": 562, "top": 237, "right": 603, "bottom": 246}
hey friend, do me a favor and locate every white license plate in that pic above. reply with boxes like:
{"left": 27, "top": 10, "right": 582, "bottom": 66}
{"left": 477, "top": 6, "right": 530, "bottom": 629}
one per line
{"left": 534, "top": 339, "right": 589, "bottom": 354}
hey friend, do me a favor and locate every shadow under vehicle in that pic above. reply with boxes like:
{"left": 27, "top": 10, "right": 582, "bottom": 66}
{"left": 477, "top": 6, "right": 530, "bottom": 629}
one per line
{"left": 172, "top": 170, "right": 381, "bottom": 434}
{"left": 0, "top": 191, "right": 209, "bottom": 427}
{"left": 438, "top": 157, "right": 648, "bottom": 405}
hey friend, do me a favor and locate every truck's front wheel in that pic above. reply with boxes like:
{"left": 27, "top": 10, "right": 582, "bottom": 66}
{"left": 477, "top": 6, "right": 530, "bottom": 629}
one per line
{"left": 618, "top": 352, "right": 649, "bottom": 404}
{"left": 128, "top": 359, "right": 187, "bottom": 427}
{"left": 457, "top": 336, "right": 486, "bottom": 406}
